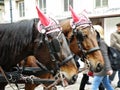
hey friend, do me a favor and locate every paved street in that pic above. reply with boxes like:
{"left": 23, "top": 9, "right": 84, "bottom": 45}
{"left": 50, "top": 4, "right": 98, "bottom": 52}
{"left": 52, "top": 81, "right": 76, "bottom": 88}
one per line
{"left": 5, "top": 72, "right": 120, "bottom": 90}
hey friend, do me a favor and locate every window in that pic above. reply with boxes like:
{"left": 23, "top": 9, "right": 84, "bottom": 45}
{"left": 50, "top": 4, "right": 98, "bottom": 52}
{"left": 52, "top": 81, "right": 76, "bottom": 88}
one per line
{"left": 0, "top": 11, "right": 2, "bottom": 21}
{"left": 95, "top": 0, "right": 108, "bottom": 8}
{"left": 38, "top": 0, "right": 46, "bottom": 13}
{"left": 64, "top": 0, "right": 73, "bottom": 12}
{"left": 18, "top": 1, "right": 25, "bottom": 17}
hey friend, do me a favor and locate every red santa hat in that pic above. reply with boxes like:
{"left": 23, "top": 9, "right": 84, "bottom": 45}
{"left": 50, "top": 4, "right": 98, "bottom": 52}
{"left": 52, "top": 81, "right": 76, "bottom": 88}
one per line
{"left": 69, "top": 5, "right": 80, "bottom": 23}
{"left": 36, "top": 6, "right": 50, "bottom": 26}
{"left": 36, "top": 6, "right": 61, "bottom": 34}
{"left": 69, "top": 6, "right": 91, "bottom": 28}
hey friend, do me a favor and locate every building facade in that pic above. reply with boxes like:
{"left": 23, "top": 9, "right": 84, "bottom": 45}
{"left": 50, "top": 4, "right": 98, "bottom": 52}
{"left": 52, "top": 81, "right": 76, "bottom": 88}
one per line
{"left": 0, "top": 0, "right": 4, "bottom": 23}
{"left": 1, "top": 0, "right": 120, "bottom": 45}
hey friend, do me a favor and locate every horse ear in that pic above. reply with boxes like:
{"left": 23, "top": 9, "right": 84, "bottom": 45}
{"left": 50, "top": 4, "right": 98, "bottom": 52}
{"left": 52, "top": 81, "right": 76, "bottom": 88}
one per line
{"left": 95, "top": 30, "right": 100, "bottom": 42}
{"left": 36, "top": 6, "right": 50, "bottom": 26}
{"left": 69, "top": 5, "right": 79, "bottom": 23}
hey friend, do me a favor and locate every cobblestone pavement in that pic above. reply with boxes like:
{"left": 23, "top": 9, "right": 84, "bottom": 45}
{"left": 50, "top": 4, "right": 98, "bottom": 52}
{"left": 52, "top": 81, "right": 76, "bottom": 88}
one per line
{"left": 5, "top": 71, "right": 120, "bottom": 90}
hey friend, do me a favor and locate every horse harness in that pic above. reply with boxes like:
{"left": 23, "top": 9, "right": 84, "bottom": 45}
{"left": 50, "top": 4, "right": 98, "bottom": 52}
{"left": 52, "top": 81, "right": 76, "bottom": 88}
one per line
{"left": 0, "top": 23, "right": 74, "bottom": 89}
{"left": 70, "top": 23, "right": 101, "bottom": 62}
{"left": 34, "top": 26, "right": 74, "bottom": 75}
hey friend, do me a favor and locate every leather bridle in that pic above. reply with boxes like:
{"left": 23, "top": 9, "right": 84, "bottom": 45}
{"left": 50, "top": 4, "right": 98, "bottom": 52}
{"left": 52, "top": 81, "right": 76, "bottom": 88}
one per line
{"left": 70, "top": 23, "right": 101, "bottom": 61}
{"left": 35, "top": 26, "right": 74, "bottom": 75}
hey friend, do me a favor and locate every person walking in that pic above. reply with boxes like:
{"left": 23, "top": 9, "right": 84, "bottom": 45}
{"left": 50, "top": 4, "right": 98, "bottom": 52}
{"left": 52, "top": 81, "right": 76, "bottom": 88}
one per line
{"left": 79, "top": 63, "right": 92, "bottom": 90}
{"left": 93, "top": 25, "right": 105, "bottom": 90}
{"left": 91, "top": 25, "right": 114, "bottom": 90}
{"left": 109, "top": 23, "right": 120, "bottom": 88}
{"left": 79, "top": 25, "right": 106, "bottom": 90}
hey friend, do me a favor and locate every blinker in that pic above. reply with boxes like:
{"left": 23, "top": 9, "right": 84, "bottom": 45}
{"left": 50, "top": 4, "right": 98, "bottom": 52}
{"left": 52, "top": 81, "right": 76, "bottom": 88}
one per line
{"left": 74, "top": 30, "right": 84, "bottom": 42}
{"left": 51, "top": 39, "right": 60, "bottom": 53}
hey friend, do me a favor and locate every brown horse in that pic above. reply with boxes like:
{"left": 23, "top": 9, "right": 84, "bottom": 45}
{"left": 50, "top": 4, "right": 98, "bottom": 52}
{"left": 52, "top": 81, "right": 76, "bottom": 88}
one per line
{"left": 61, "top": 6, "right": 104, "bottom": 72}
{"left": 18, "top": 7, "right": 105, "bottom": 90}
{"left": 20, "top": 20, "right": 105, "bottom": 90}
{"left": 0, "top": 7, "right": 78, "bottom": 90}
{"left": 60, "top": 19, "right": 104, "bottom": 72}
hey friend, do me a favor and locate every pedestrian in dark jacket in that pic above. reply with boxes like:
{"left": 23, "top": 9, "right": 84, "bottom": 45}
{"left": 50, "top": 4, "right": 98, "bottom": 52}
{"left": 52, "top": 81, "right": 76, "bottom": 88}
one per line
{"left": 109, "top": 22, "right": 120, "bottom": 88}
{"left": 92, "top": 38, "right": 114, "bottom": 90}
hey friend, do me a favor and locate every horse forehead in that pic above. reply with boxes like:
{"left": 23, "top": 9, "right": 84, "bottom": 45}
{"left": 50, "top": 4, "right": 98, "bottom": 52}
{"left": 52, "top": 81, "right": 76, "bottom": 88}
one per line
{"left": 81, "top": 27, "right": 95, "bottom": 35}
{"left": 76, "top": 26, "right": 89, "bottom": 34}
{"left": 60, "top": 19, "right": 71, "bottom": 31}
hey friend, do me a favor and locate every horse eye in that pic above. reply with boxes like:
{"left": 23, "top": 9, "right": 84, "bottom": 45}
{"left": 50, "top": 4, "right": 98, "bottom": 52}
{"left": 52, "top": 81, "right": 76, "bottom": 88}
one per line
{"left": 47, "top": 34, "right": 52, "bottom": 38}
{"left": 84, "top": 35, "right": 88, "bottom": 38}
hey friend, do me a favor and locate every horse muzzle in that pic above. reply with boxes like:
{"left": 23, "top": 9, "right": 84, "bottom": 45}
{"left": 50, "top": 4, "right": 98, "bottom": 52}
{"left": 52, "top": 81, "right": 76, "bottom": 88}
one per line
{"left": 57, "top": 74, "right": 78, "bottom": 86}
{"left": 95, "top": 63, "right": 104, "bottom": 72}
{"left": 90, "top": 62, "right": 103, "bottom": 72}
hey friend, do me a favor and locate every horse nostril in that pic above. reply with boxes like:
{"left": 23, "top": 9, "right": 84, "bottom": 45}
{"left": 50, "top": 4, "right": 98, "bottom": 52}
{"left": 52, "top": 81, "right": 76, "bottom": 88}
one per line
{"left": 73, "top": 75, "right": 78, "bottom": 80}
{"left": 55, "top": 76, "right": 58, "bottom": 80}
{"left": 70, "top": 75, "right": 78, "bottom": 84}
{"left": 96, "top": 63, "right": 103, "bottom": 72}
{"left": 62, "top": 74, "right": 65, "bottom": 78}
{"left": 98, "top": 63, "right": 102, "bottom": 67}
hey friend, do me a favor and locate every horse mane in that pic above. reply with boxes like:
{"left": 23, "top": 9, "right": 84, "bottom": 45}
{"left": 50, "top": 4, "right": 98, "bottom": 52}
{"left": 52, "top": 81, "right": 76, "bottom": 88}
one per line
{"left": 0, "top": 19, "right": 37, "bottom": 67}
{"left": 60, "top": 19, "right": 72, "bottom": 36}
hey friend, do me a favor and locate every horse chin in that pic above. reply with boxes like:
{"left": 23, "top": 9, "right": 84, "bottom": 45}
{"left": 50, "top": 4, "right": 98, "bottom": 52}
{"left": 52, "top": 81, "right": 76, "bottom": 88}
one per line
{"left": 59, "top": 78, "right": 69, "bottom": 87}
{"left": 59, "top": 76, "right": 77, "bottom": 86}
{"left": 59, "top": 71, "right": 78, "bottom": 85}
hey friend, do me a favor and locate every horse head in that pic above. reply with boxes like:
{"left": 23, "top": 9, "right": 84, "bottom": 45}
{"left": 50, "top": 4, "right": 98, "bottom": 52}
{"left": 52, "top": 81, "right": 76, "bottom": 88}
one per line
{"left": 61, "top": 6, "right": 104, "bottom": 72}
{"left": 33, "top": 6, "right": 78, "bottom": 85}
